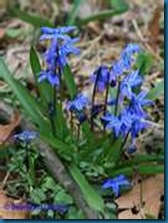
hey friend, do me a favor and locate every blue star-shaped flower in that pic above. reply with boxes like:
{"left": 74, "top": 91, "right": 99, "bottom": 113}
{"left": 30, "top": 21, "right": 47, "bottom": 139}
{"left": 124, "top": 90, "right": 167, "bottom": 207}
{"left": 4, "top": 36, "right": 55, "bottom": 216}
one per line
{"left": 120, "top": 43, "right": 141, "bottom": 71}
{"left": 101, "top": 113, "right": 124, "bottom": 137}
{"left": 38, "top": 70, "right": 60, "bottom": 86}
{"left": 58, "top": 37, "right": 80, "bottom": 68}
{"left": 13, "top": 131, "right": 39, "bottom": 143}
{"left": 120, "top": 69, "right": 143, "bottom": 99}
{"left": 102, "top": 175, "right": 131, "bottom": 197}
{"left": 130, "top": 116, "right": 150, "bottom": 139}
{"left": 40, "top": 26, "right": 77, "bottom": 41}
{"left": 66, "top": 94, "right": 89, "bottom": 112}
{"left": 129, "top": 91, "right": 153, "bottom": 117}
{"left": 101, "top": 110, "right": 133, "bottom": 137}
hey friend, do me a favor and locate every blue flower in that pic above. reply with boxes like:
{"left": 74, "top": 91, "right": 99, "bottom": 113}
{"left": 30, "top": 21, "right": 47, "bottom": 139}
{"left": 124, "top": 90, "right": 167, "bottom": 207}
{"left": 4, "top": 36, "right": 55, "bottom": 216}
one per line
{"left": 58, "top": 38, "right": 80, "bottom": 68}
{"left": 102, "top": 175, "right": 131, "bottom": 197}
{"left": 130, "top": 116, "right": 150, "bottom": 139}
{"left": 38, "top": 70, "right": 60, "bottom": 86}
{"left": 110, "top": 59, "right": 125, "bottom": 79}
{"left": 129, "top": 91, "right": 153, "bottom": 117}
{"left": 101, "top": 110, "right": 133, "bottom": 137}
{"left": 40, "top": 26, "right": 77, "bottom": 41}
{"left": 101, "top": 113, "right": 124, "bottom": 137}
{"left": 44, "top": 37, "right": 80, "bottom": 70}
{"left": 120, "top": 43, "right": 141, "bottom": 71}
{"left": 91, "top": 66, "right": 110, "bottom": 92}
{"left": 122, "top": 43, "right": 141, "bottom": 56}
{"left": 13, "top": 131, "right": 39, "bottom": 143}
{"left": 66, "top": 94, "right": 89, "bottom": 112}
{"left": 39, "top": 35, "right": 80, "bottom": 86}
{"left": 44, "top": 36, "right": 58, "bottom": 70}
{"left": 76, "top": 112, "right": 87, "bottom": 123}
{"left": 120, "top": 69, "right": 143, "bottom": 99}
{"left": 109, "top": 44, "right": 141, "bottom": 83}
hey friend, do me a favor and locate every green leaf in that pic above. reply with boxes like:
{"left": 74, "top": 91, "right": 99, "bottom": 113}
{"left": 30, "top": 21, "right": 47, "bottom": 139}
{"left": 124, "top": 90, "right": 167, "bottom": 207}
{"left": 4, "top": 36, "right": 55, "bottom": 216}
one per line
{"left": 40, "top": 132, "right": 74, "bottom": 158}
{"left": 30, "top": 49, "right": 71, "bottom": 141}
{"left": 136, "top": 52, "right": 154, "bottom": 76}
{"left": 110, "top": 164, "right": 164, "bottom": 177}
{"left": 117, "top": 154, "right": 164, "bottom": 169}
{"left": 106, "top": 137, "right": 123, "bottom": 164}
{"left": 66, "top": 0, "right": 82, "bottom": 25}
{"left": 29, "top": 47, "right": 41, "bottom": 81}
{"left": 147, "top": 80, "right": 164, "bottom": 100}
{"left": 109, "top": 0, "right": 129, "bottom": 12}
{"left": 55, "top": 190, "right": 73, "bottom": 204}
{"left": 30, "top": 188, "right": 46, "bottom": 204}
{"left": 10, "top": 7, "right": 53, "bottom": 28}
{"left": 0, "top": 58, "right": 49, "bottom": 129}
{"left": 75, "top": 8, "right": 127, "bottom": 26}
{"left": 69, "top": 164, "right": 105, "bottom": 212}
{"left": 63, "top": 65, "right": 77, "bottom": 99}
{"left": 54, "top": 99, "right": 70, "bottom": 139}
{"left": 29, "top": 47, "right": 53, "bottom": 104}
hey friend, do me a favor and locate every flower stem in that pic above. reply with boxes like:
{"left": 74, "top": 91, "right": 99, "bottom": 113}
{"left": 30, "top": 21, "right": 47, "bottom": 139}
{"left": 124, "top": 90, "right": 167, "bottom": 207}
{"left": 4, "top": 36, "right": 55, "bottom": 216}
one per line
{"left": 48, "top": 87, "right": 57, "bottom": 136}
{"left": 120, "top": 129, "right": 130, "bottom": 154}
{"left": 91, "top": 68, "right": 101, "bottom": 131}
{"left": 114, "top": 81, "right": 121, "bottom": 116}
{"left": 103, "top": 69, "right": 110, "bottom": 115}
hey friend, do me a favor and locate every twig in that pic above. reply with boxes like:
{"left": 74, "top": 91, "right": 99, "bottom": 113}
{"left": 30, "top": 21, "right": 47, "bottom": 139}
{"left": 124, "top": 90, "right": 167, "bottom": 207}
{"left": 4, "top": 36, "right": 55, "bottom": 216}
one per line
{"left": 132, "top": 19, "right": 163, "bottom": 62}
{"left": 1, "top": 171, "right": 10, "bottom": 189}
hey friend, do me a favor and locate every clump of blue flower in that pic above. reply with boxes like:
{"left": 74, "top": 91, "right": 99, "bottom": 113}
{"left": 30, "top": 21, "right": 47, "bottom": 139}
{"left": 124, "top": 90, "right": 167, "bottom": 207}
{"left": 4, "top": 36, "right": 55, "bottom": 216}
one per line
{"left": 38, "top": 26, "right": 80, "bottom": 87}
{"left": 89, "top": 43, "right": 152, "bottom": 149}
{"left": 37, "top": 26, "right": 153, "bottom": 198}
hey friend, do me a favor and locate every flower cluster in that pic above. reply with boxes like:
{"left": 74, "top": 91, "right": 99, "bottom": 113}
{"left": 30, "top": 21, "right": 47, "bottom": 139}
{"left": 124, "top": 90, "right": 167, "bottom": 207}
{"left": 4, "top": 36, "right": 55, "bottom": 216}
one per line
{"left": 91, "top": 43, "right": 141, "bottom": 92}
{"left": 89, "top": 44, "right": 152, "bottom": 151}
{"left": 38, "top": 26, "right": 80, "bottom": 87}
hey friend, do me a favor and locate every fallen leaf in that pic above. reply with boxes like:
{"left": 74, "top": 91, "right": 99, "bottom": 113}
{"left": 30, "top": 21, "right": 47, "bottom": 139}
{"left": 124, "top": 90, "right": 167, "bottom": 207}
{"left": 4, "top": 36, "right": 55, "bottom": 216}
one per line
{"left": 116, "top": 174, "right": 164, "bottom": 219}
{"left": 0, "top": 189, "right": 29, "bottom": 219}
{"left": 87, "top": 21, "right": 101, "bottom": 35}
{"left": 0, "top": 110, "right": 20, "bottom": 145}
{"left": 147, "top": 6, "right": 161, "bottom": 52}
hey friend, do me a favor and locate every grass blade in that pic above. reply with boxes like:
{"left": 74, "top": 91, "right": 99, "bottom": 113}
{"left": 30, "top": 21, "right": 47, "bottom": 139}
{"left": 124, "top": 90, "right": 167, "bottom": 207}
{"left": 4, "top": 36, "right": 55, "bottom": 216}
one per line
{"left": 10, "top": 7, "right": 53, "bottom": 28}
{"left": 69, "top": 164, "right": 105, "bottom": 212}
{"left": 75, "top": 8, "right": 127, "bottom": 26}
{"left": 29, "top": 47, "right": 53, "bottom": 104}
{"left": 0, "top": 58, "right": 49, "bottom": 129}
{"left": 66, "top": 0, "right": 82, "bottom": 25}
{"left": 109, "top": 164, "right": 164, "bottom": 177}
{"left": 63, "top": 65, "right": 77, "bottom": 99}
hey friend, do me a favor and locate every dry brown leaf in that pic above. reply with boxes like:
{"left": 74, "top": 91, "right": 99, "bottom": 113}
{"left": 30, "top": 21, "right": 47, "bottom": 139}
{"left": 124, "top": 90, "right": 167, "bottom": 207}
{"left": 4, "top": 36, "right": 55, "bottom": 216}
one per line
{"left": 147, "top": 6, "right": 162, "bottom": 51}
{"left": 0, "top": 27, "right": 5, "bottom": 40}
{"left": 0, "top": 111, "right": 20, "bottom": 145}
{"left": 116, "top": 174, "right": 164, "bottom": 219}
{"left": 0, "top": 189, "right": 29, "bottom": 219}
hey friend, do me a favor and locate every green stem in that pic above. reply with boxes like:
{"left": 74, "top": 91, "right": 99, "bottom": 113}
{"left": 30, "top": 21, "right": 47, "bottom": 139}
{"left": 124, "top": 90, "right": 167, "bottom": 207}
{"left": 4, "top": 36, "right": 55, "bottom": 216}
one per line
{"left": 103, "top": 70, "right": 110, "bottom": 115}
{"left": 114, "top": 81, "right": 121, "bottom": 116}
{"left": 91, "top": 68, "right": 101, "bottom": 131}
